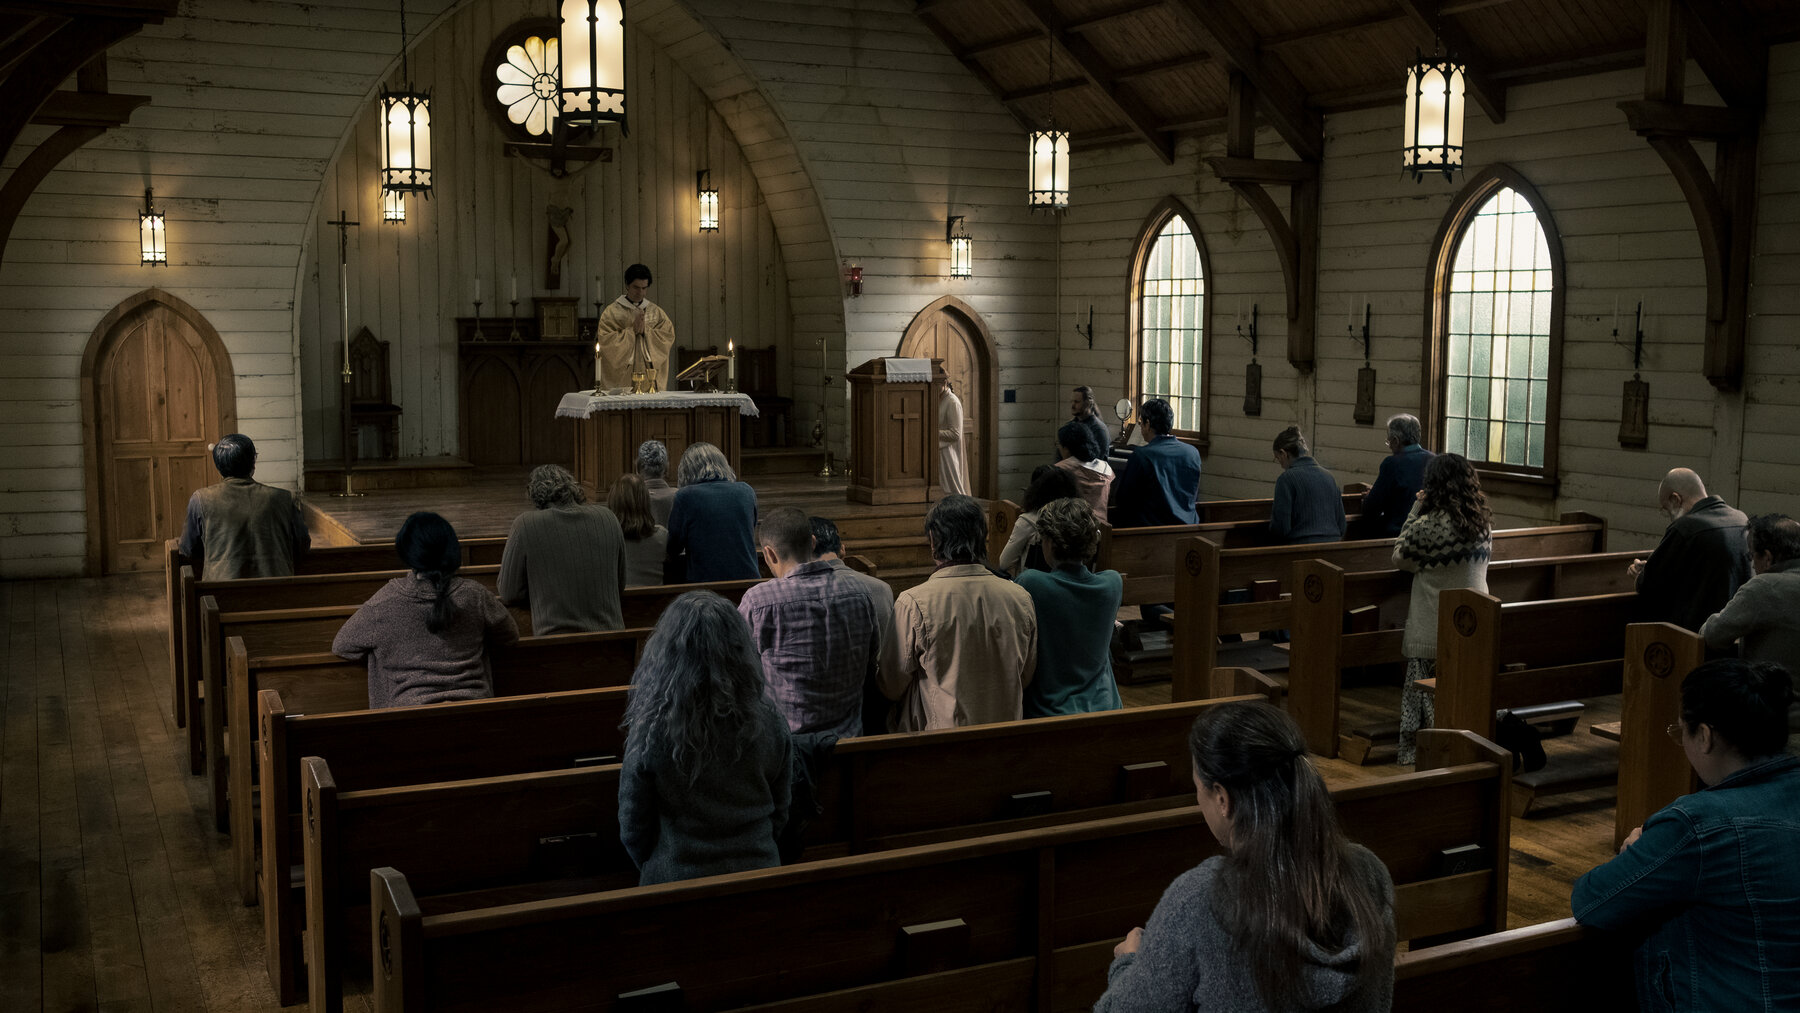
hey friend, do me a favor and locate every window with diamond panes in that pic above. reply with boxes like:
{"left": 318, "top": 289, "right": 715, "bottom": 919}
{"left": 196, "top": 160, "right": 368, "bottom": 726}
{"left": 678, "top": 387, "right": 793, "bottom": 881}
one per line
{"left": 1442, "top": 186, "right": 1553, "bottom": 470}
{"left": 1138, "top": 215, "right": 1207, "bottom": 433}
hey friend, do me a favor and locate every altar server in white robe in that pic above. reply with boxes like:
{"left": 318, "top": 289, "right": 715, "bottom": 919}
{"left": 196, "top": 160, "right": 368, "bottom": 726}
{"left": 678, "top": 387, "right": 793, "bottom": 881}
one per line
{"left": 938, "top": 378, "right": 971, "bottom": 496}
{"left": 596, "top": 263, "right": 678, "bottom": 391}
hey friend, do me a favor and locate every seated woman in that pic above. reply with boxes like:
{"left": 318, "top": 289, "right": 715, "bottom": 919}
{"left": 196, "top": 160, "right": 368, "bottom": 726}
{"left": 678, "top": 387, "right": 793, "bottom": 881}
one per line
{"left": 332, "top": 511, "right": 519, "bottom": 708}
{"left": 608, "top": 473, "right": 669, "bottom": 588}
{"left": 998, "top": 465, "right": 1081, "bottom": 576}
{"left": 1018, "top": 497, "right": 1124, "bottom": 717}
{"left": 1572, "top": 659, "right": 1799, "bottom": 1011}
{"left": 664, "top": 441, "right": 760, "bottom": 582}
{"left": 618, "top": 590, "right": 792, "bottom": 885}
{"left": 1096, "top": 701, "right": 1396, "bottom": 1013}
{"left": 1054, "top": 419, "right": 1114, "bottom": 523}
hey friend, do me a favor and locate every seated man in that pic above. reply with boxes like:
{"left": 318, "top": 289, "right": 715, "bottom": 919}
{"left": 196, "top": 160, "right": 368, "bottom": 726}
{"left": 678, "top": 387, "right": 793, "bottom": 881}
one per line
{"left": 636, "top": 439, "right": 677, "bottom": 527}
{"left": 1107, "top": 398, "right": 1201, "bottom": 528}
{"left": 1702, "top": 515, "right": 1800, "bottom": 727}
{"left": 1269, "top": 426, "right": 1346, "bottom": 545}
{"left": 498, "top": 464, "right": 627, "bottom": 635}
{"left": 881, "top": 495, "right": 1037, "bottom": 730}
{"left": 1070, "top": 384, "right": 1111, "bottom": 462}
{"left": 737, "top": 508, "right": 889, "bottom": 738}
{"left": 178, "top": 433, "right": 310, "bottom": 581}
{"left": 1357, "top": 413, "right": 1434, "bottom": 538}
{"left": 1632, "top": 468, "right": 1753, "bottom": 631}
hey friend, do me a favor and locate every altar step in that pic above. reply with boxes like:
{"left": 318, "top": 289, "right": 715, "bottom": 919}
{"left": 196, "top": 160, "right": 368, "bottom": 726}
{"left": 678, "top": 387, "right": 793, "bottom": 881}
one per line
{"left": 303, "top": 456, "right": 476, "bottom": 494}
{"left": 740, "top": 446, "right": 828, "bottom": 477}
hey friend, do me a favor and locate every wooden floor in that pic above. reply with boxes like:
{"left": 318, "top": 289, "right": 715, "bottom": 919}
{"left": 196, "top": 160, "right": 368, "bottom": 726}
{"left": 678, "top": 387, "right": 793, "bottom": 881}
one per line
{"left": 1, "top": 569, "right": 1620, "bottom": 1011}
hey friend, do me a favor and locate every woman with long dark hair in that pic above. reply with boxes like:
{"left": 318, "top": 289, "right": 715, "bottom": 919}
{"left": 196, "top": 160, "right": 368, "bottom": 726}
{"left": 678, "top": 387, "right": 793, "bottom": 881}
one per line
{"left": 618, "top": 590, "right": 792, "bottom": 885}
{"left": 332, "top": 511, "right": 519, "bottom": 708}
{"left": 608, "top": 473, "right": 669, "bottom": 587}
{"left": 1054, "top": 418, "right": 1114, "bottom": 523}
{"left": 1392, "top": 453, "right": 1492, "bottom": 765}
{"left": 997, "top": 464, "right": 1081, "bottom": 576}
{"left": 1096, "top": 701, "right": 1395, "bottom": 1011}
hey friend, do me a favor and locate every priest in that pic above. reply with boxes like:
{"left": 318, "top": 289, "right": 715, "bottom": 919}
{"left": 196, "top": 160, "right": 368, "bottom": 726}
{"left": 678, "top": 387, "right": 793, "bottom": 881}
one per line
{"left": 596, "top": 263, "right": 677, "bottom": 391}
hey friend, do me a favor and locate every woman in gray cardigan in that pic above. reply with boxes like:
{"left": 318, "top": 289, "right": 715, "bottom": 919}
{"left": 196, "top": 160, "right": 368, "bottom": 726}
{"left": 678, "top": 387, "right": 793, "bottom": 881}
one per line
{"left": 1096, "top": 701, "right": 1395, "bottom": 1012}
{"left": 618, "top": 590, "right": 791, "bottom": 885}
{"left": 1392, "top": 454, "right": 1493, "bottom": 765}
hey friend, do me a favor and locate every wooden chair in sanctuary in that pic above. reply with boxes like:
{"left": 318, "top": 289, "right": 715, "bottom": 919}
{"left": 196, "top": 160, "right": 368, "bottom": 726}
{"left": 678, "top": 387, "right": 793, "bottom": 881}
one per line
{"left": 345, "top": 327, "right": 401, "bottom": 462}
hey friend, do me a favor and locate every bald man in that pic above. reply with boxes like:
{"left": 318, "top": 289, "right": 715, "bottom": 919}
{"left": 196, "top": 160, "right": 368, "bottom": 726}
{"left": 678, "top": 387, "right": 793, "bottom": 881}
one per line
{"left": 1629, "top": 468, "right": 1752, "bottom": 632}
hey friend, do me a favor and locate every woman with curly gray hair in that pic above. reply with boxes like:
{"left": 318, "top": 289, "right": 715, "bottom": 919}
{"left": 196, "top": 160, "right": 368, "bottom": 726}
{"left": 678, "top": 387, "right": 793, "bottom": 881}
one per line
{"left": 1017, "top": 497, "right": 1124, "bottom": 717}
{"left": 665, "top": 442, "right": 760, "bottom": 582}
{"left": 497, "top": 463, "right": 628, "bottom": 634}
{"left": 618, "top": 590, "right": 792, "bottom": 884}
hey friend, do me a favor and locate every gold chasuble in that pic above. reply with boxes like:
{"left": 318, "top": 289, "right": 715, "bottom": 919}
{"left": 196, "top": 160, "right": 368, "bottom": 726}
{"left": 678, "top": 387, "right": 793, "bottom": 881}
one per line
{"left": 596, "top": 294, "right": 677, "bottom": 391}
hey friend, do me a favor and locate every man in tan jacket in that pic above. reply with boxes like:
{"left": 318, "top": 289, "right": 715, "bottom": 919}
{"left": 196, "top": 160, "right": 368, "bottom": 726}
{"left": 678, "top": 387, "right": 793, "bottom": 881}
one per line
{"left": 880, "top": 495, "right": 1037, "bottom": 730}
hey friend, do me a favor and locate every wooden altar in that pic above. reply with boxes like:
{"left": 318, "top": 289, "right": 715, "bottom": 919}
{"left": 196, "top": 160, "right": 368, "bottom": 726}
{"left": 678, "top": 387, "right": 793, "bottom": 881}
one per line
{"left": 564, "top": 392, "right": 752, "bottom": 494}
{"left": 847, "top": 356, "right": 944, "bottom": 505}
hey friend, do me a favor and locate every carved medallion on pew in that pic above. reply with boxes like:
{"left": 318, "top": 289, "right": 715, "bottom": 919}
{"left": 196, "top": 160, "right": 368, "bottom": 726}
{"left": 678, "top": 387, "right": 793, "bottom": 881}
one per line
{"left": 1304, "top": 573, "right": 1324, "bottom": 603}
{"left": 1184, "top": 548, "right": 1203, "bottom": 576}
{"left": 1645, "top": 641, "right": 1674, "bottom": 677}
{"left": 1453, "top": 604, "right": 1478, "bottom": 637}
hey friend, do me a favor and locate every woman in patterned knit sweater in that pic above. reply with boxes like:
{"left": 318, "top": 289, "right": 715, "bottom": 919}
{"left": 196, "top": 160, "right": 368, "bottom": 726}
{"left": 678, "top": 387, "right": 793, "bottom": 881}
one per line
{"left": 1392, "top": 454, "right": 1492, "bottom": 765}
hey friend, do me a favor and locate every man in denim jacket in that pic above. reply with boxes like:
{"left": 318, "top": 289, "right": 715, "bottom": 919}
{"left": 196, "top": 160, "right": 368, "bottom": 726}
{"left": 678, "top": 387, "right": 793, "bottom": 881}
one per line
{"left": 1572, "top": 659, "right": 1799, "bottom": 1012}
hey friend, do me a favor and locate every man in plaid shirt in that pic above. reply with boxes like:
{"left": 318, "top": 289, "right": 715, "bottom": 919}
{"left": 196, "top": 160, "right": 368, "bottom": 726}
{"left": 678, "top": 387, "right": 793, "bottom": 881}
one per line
{"left": 739, "top": 508, "right": 891, "bottom": 737}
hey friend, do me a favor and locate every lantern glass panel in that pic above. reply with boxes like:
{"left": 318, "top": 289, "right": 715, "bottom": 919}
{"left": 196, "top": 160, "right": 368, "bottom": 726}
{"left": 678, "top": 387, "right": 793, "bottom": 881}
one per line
{"left": 139, "top": 211, "right": 166, "bottom": 264}
{"left": 699, "top": 188, "right": 720, "bottom": 231}
{"left": 560, "top": 0, "right": 625, "bottom": 122}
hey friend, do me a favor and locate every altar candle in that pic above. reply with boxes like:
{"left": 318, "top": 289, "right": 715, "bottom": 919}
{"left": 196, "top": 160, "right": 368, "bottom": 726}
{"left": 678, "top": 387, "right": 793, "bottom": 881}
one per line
{"left": 594, "top": 340, "right": 603, "bottom": 388}
{"left": 510, "top": 275, "right": 518, "bottom": 303}
{"left": 728, "top": 339, "right": 737, "bottom": 385}
{"left": 474, "top": 276, "right": 481, "bottom": 302}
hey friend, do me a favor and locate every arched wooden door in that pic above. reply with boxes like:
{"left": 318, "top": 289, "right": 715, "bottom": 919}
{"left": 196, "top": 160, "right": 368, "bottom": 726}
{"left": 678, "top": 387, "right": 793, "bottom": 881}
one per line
{"left": 82, "top": 291, "right": 236, "bottom": 574}
{"left": 897, "top": 296, "right": 998, "bottom": 499}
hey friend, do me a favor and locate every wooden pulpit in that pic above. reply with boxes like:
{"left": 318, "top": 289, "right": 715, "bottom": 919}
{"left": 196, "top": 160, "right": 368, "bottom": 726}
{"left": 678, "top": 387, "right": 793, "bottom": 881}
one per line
{"left": 848, "top": 356, "right": 944, "bottom": 505}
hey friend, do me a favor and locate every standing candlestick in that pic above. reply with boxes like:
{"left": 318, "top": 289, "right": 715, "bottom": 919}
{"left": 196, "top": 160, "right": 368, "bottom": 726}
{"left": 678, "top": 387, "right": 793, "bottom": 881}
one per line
{"left": 727, "top": 338, "right": 737, "bottom": 392}
{"left": 508, "top": 299, "right": 521, "bottom": 341}
{"left": 472, "top": 298, "right": 485, "bottom": 341}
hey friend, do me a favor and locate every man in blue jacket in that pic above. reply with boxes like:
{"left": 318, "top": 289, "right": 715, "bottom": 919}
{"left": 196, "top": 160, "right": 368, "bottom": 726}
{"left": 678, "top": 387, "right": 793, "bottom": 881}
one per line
{"left": 1356, "top": 414, "right": 1433, "bottom": 538}
{"left": 1108, "top": 399, "right": 1200, "bottom": 528}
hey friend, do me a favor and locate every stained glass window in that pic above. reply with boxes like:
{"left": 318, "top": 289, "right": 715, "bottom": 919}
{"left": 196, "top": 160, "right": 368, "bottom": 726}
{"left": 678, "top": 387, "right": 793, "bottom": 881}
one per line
{"left": 495, "top": 35, "right": 560, "bottom": 138}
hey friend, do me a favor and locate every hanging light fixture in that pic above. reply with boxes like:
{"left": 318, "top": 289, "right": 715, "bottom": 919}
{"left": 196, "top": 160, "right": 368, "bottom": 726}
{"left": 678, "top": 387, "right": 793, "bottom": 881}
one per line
{"left": 1402, "top": 45, "right": 1465, "bottom": 182}
{"left": 1027, "top": 34, "right": 1070, "bottom": 210}
{"left": 382, "top": 188, "right": 406, "bottom": 223}
{"left": 560, "top": 0, "right": 627, "bottom": 132}
{"left": 139, "top": 187, "right": 166, "bottom": 265}
{"left": 379, "top": 0, "right": 432, "bottom": 198}
{"left": 947, "top": 215, "right": 972, "bottom": 278}
{"left": 697, "top": 170, "right": 719, "bottom": 232}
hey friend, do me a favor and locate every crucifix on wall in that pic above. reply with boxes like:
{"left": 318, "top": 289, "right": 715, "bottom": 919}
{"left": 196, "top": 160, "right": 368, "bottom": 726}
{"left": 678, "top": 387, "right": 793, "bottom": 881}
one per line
{"left": 545, "top": 204, "right": 573, "bottom": 290}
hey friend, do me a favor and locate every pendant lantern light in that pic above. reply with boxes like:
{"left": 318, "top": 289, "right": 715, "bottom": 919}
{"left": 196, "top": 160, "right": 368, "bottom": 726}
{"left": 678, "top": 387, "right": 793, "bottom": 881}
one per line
{"left": 560, "top": 0, "right": 627, "bottom": 132}
{"left": 1402, "top": 46, "right": 1465, "bottom": 182}
{"left": 379, "top": 0, "right": 432, "bottom": 198}
{"left": 1027, "top": 35, "right": 1070, "bottom": 210}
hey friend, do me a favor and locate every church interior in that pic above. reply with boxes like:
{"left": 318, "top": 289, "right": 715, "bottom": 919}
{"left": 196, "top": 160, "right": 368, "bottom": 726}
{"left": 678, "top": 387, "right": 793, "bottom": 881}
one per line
{"left": 2, "top": 0, "right": 1797, "bottom": 1008}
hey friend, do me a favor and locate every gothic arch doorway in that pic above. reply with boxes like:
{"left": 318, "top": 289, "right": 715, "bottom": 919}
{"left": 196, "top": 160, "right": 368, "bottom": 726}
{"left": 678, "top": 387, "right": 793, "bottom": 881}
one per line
{"left": 897, "top": 296, "right": 998, "bottom": 499}
{"left": 81, "top": 289, "right": 236, "bottom": 574}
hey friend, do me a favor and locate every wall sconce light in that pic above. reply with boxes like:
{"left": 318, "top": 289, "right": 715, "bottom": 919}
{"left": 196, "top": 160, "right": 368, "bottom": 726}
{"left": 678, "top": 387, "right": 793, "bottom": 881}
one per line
{"left": 847, "top": 264, "right": 863, "bottom": 298}
{"left": 560, "top": 0, "right": 627, "bottom": 132}
{"left": 1402, "top": 45, "right": 1465, "bottom": 182}
{"left": 946, "top": 215, "right": 972, "bottom": 278}
{"left": 382, "top": 188, "right": 406, "bottom": 223}
{"left": 139, "top": 187, "right": 166, "bottom": 265}
{"left": 697, "top": 170, "right": 719, "bottom": 232}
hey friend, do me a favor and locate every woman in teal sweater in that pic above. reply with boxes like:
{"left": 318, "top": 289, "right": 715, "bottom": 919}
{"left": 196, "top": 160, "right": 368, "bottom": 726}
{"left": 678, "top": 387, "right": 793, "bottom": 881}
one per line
{"left": 1018, "top": 497, "right": 1125, "bottom": 716}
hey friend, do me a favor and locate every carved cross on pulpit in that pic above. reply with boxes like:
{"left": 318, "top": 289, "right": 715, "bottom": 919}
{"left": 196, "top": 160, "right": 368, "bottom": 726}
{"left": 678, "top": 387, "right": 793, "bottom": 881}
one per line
{"left": 890, "top": 401, "right": 923, "bottom": 474}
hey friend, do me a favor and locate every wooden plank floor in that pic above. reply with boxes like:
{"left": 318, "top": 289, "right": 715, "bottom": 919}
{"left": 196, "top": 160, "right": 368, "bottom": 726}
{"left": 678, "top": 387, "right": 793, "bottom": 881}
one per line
{"left": 0, "top": 571, "right": 1621, "bottom": 1010}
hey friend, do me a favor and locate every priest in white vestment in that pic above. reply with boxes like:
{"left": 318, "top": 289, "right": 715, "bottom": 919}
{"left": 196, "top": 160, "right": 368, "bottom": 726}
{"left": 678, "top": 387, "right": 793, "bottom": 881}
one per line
{"left": 596, "top": 264, "right": 678, "bottom": 391}
{"left": 938, "top": 379, "right": 971, "bottom": 496}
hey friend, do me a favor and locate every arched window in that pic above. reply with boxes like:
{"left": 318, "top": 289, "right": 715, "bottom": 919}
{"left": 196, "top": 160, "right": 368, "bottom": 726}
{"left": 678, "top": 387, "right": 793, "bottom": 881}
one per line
{"left": 1423, "top": 167, "right": 1564, "bottom": 491}
{"left": 1129, "top": 198, "right": 1211, "bottom": 444}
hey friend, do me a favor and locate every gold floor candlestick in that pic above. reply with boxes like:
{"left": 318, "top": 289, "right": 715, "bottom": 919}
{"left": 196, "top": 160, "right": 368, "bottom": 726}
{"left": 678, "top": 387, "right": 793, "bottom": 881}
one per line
{"left": 507, "top": 300, "right": 521, "bottom": 341}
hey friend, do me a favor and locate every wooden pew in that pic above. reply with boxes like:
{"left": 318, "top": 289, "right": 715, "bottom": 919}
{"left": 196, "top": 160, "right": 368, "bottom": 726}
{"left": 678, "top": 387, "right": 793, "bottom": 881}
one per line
{"left": 252, "top": 687, "right": 632, "bottom": 1006}
{"left": 1394, "top": 918, "right": 1636, "bottom": 1012}
{"left": 1288, "top": 550, "right": 1641, "bottom": 758}
{"left": 1193, "top": 484, "right": 1367, "bottom": 524}
{"left": 1614, "top": 623, "right": 1702, "bottom": 850}
{"left": 362, "top": 728, "right": 1508, "bottom": 1012}
{"left": 1434, "top": 588, "right": 1636, "bottom": 815}
{"left": 226, "top": 628, "right": 645, "bottom": 899}
{"left": 1171, "top": 512, "right": 1608, "bottom": 700}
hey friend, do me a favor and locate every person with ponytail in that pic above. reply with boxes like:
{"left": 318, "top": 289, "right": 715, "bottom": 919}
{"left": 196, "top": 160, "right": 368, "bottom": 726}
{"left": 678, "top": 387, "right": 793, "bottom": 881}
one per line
{"left": 1573, "top": 659, "right": 1800, "bottom": 1011}
{"left": 332, "top": 511, "right": 519, "bottom": 709}
{"left": 619, "top": 590, "right": 792, "bottom": 885}
{"left": 1097, "top": 701, "right": 1395, "bottom": 1012}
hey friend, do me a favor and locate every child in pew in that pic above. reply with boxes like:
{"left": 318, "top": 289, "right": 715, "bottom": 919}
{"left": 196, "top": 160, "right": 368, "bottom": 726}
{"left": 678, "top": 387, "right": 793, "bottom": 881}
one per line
{"left": 1097, "top": 702, "right": 1396, "bottom": 1013}
{"left": 331, "top": 511, "right": 519, "bottom": 708}
{"left": 1392, "top": 453, "right": 1493, "bottom": 766}
{"left": 1572, "top": 659, "right": 1800, "bottom": 1012}
{"left": 619, "top": 590, "right": 792, "bottom": 886}
{"left": 1018, "top": 497, "right": 1124, "bottom": 717}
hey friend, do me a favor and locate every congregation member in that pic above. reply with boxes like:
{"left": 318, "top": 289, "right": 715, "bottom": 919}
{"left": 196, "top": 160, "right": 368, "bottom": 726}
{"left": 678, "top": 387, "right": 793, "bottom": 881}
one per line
{"left": 1071, "top": 384, "right": 1111, "bottom": 457}
{"left": 178, "top": 433, "right": 310, "bottom": 581}
{"left": 1096, "top": 701, "right": 1396, "bottom": 1013}
{"left": 811, "top": 515, "right": 903, "bottom": 736}
{"left": 880, "top": 495, "right": 1037, "bottom": 730}
{"left": 938, "top": 377, "right": 971, "bottom": 495}
{"left": 1357, "top": 413, "right": 1434, "bottom": 538}
{"left": 1573, "top": 658, "right": 1799, "bottom": 1010}
{"left": 1054, "top": 419, "right": 1114, "bottom": 522}
{"left": 497, "top": 464, "right": 626, "bottom": 635}
{"left": 997, "top": 465, "right": 1081, "bottom": 576}
{"left": 1269, "top": 426, "right": 1347, "bottom": 545}
{"left": 738, "top": 508, "right": 890, "bottom": 738}
{"left": 607, "top": 473, "right": 669, "bottom": 588}
{"left": 333, "top": 511, "right": 518, "bottom": 709}
{"left": 665, "top": 441, "right": 759, "bottom": 582}
{"left": 595, "top": 264, "right": 678, "bottom": 391}
{"left": 1702, "top": 515, "right": 1800, "bottom": 734}
{"left": 1108, "top": 398, "right": 1201, "bottom": 528}
{"left": 1392, "top": 455, "right": 1492, "bottom": 766}
{"left": 1631, "top": 468, "right": 1752, "bottom": 632}
{"left": 636, "top": 439, "right": 678, "bottom": 526}
{"left": 1018, "top": 498, "right": 1124, "bottom": 717}
{"left": 619, "top": 591, "right": 792, "bottom": 885}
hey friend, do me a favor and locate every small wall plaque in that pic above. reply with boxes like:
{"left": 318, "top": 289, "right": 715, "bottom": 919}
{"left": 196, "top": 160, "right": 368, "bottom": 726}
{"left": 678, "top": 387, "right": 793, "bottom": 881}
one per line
{"left": 535, "top": 296, "right": 580, "bottom": 341}
{"left": 1354, "top": 366, "right": 1377, "bottom": 425}
{"left": 1243, "top": 362, "right": 1262, "bottom": 416}
{"left": 1619, "top": 377, "right": 1649, "bottom": 448}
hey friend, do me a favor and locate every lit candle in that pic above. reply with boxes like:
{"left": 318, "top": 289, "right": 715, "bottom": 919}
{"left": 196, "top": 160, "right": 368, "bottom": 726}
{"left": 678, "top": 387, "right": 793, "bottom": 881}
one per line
{"left": 594, "top": 340, "right": 603, "bottom": 389}
{"left": 728, "top": 338, "right": 737, "bottom": 385}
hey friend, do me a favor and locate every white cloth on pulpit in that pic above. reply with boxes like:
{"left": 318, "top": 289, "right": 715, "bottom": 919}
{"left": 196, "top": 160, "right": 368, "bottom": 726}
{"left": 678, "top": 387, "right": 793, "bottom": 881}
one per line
{"left": 884, "top": 358, "right": 931, "bottom": 383}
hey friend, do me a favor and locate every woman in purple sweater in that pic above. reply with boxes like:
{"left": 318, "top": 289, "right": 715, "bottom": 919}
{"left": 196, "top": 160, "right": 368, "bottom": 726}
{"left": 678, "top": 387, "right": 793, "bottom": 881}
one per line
{"left": 332, "top": 511, "right": 519, "bottom": 708}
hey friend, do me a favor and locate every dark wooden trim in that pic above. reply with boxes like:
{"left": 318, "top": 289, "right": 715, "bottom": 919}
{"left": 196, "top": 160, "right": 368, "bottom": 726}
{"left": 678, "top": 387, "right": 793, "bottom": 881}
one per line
{"left": 1166, "top": 0, "right": 1323, "bottom": 161}
{"left": 0, "top": 0, "right": 174, "bottom": 15}
{"left": 0, "top": 124, "right": 103, "bottom": 257}
{"left": 898, "top": 295, "right": 1002, "bottom": 500}
{"left": 1263, "top": 11, "right": 1407, "bottom": 49}
{"left": 1393, "top": 0, "right": 1507, "bottom": 123}
{"left": 30, "top": 89, "right": 148, "bottom": 126}
{"left": 1676, "top": 0, "right": 1766, "bottom": 109}
{"left": 1124, "top": 196, "right": 1213, "bottom": 452}
{"left": 1418, "top": 165, "right": 1565, "bottom": 491}
{"left": 0, "top": 16, "right": 136, "bottom": 160}
{"left": 916, "top": 10, "right": 1035, "bottom": 135}
{"left": 1013, "top": 0, "right": 1175, "bottom": 164}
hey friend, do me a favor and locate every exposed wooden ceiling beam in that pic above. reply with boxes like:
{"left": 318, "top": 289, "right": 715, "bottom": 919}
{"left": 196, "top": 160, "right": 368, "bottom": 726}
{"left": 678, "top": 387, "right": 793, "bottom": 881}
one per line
{"left": 998, "top": 52, "right": 1211, "bottom": 103}
{"left": 1438, "top": 0, "right": 1519, "bottom": 14}
{"left": 0, "top": 15, "right": 61, "bottom": 79}
{"left": 999, "top": 76, "right": 1087, "bottom": 103}
{"left": 1116, "top": 51, "right": 1211, "bottom": 79}
{"left": 1066, "top": 0, "right": 1168, "bottom": 32}
{"left": 0, "top": 0, "right": 174, "bottom": 17}
{"left": 963, "top": 29, "right": 1042, "bottom": 58}
{"left": 916, "top": 9, "right": 1036, "bottom": 135}
{"left": 1393, "top": 0, "right": 1506, "bottom": 123}
{"left": 1264, "top": 12, "right": 1408, "bottom": 50}
{"left": 1489, "top": 48, "right": 1644, "bottom": 84}
{"left": 31, "top": 88, "right": 147, "bottom": 127}
{"left": 942, "top": 0, "right": 1169, "bottom": 58}
{"left": 1167, "top": 0, "right": 1323, "bottom": 161}
{"left": 1012, "top": 0, "right": 1175, "bottom": 163}
{"left": 1678, "top": 0, "right": 1765, "bottom": 108}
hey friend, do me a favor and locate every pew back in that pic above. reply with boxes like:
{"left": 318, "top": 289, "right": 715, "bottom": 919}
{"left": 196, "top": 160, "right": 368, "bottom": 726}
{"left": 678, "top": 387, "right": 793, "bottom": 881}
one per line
{"left": 1394, "top": 918, "right": 1636, "bottom": 1012}
{"left": 1615, "top": 623, "right": 1702, "bottom": 850}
